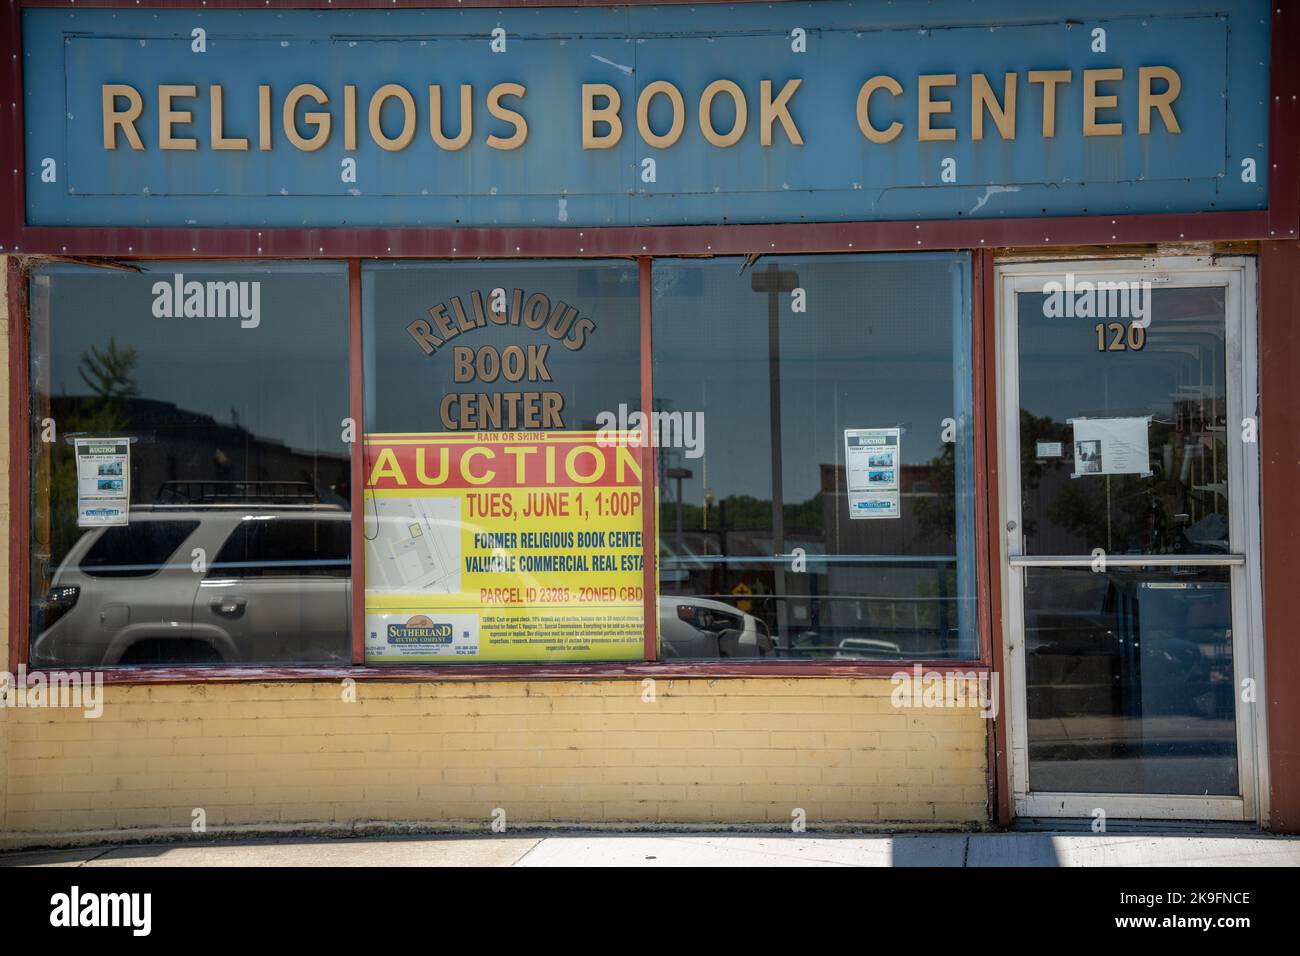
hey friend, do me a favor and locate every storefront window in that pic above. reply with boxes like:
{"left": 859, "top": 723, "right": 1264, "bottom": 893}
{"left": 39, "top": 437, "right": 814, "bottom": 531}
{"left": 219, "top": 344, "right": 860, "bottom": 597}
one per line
{"left": 361, "top": 260, "right": 645, "bottom": 664}
{"left": 28, "top": 262, "right": 352, "bottom": 666}
{"left": 652, "top": 254, "right": 976, "bottom": 660}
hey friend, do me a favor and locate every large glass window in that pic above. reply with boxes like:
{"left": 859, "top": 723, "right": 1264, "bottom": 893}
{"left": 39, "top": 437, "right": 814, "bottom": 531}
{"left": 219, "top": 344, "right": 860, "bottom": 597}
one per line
{"left": 28, "top": 262, "right": 351, "bottom": 667}
{"left": 25, "top": 253, "right": 981, "bottom": 670}
{"left": 651, "top": 254, "right": 976, "bottom": 660}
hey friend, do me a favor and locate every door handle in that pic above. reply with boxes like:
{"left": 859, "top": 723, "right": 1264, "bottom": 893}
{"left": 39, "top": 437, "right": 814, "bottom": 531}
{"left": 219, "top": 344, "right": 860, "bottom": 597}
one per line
{"left": 209, "top": 596, "right": 247, "bottom": 618}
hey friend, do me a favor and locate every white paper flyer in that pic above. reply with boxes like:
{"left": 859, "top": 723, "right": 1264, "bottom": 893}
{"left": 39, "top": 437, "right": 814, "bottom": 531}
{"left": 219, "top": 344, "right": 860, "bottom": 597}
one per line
{"left": 844, "top": 427, "right": 901, "bottom": 519}
{"left": 1070, "top": 417, "right": 1152, "bottom": 478}
{"left": 74, "top": 438, "right": 131, "bottom": 527}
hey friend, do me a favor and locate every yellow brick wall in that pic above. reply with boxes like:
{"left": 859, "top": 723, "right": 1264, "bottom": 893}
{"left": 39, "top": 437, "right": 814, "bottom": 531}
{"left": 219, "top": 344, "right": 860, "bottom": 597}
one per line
{"left": 0, "top": 258, "right": 988, "bottom": 847}
{"left": 2, "top": 679, "right": 986, "bottom": 844}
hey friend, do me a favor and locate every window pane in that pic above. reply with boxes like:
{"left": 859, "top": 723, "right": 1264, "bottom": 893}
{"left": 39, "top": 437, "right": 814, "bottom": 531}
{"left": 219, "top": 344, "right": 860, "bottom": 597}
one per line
{"left": 1016, "top": 287, "right": 1230, "bottom": 556}
{"left": 29, "top": 262, "right": 351, "bottom": 667}
{"left": 652, "top": 254, "right": 975, "bottom": 660}
{"left": 210, "top": 517, "right": 351, "bottom": 578}
{"left": 361, "top": 260, "right": 646, "bottom": 664}
{"left": 77, "top": 521, "right": 200, "bottom": 578}
{"left": 1025, "top": 565, "right": 1238, "bottom": 795}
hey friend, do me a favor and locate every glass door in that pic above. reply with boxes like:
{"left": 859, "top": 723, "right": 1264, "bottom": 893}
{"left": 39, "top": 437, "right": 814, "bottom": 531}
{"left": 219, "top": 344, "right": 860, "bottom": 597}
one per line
{"left": 998, "top": 257, "right": 1264, "bottom": 821}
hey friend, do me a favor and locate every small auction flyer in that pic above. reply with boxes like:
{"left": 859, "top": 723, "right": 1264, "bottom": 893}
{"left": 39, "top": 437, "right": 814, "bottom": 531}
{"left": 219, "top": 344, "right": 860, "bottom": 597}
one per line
{"left": 73, "top": 438, "right": 130, "bottom": 527}
{"left": 844, "top": 427, "right": 901, "bottom": 519}
{"left": 363, "top": 430, "right": 649, "bottom": 663}
{"left": 1070, "top": 416, "right": 1153, "bottom": 478}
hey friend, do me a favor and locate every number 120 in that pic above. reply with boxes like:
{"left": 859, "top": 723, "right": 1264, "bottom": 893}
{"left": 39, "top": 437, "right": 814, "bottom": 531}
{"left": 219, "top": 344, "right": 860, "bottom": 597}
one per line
{"left": 1095, "top": 322, "right": 1146, "bottom": 351}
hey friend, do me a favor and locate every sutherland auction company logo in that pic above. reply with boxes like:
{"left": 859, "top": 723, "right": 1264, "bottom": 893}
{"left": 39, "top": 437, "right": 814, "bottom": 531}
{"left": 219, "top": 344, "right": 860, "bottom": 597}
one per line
{"left": 387, "top": 615, "right": 455, "bottom": 645}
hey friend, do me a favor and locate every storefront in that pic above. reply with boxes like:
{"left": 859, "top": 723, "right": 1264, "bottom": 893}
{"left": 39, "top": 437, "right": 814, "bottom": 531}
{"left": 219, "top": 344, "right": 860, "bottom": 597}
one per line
{"left": 1, "top": 0, "right": 1298, "bottom": 844}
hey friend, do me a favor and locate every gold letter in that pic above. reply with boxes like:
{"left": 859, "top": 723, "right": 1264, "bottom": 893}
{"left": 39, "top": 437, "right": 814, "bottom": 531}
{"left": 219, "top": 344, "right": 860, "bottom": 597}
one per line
{"left": 1083, "top": 68, "right": 1123, "bottom": 136}
{"left": 760, "top": 78, "right": 803, "bottom": 146}
{"left": 1027, "top": 70, "right": 1072, "bottom": 138}
{"left": 1139, "top": 66, "right": 1181, "bottom": 134}
{"left": 258, "top": 85, "right": 273, "bottom": 150}
{"left": 582, "top": 83, "right": 622, "bottom": 149}
{"left": 856, "top": 76, "right": 903, "bottom": 143}
{"left": 486, "top": 83, "right": 528, "bottom": 150}
{"left": 636, "top": 81, "right": 685, "bottom": 149}
{"left": 158, "top": 84, "right": 198, "bottom": 151}
{"left": 430, "top": 84, "right": 473, "bottom": 150}
{"left": 368, "top": 84, "right": 415, "bottom": 152}
{"left": 283, "top": 83, "right": 331, "bottom": 151}
{"left": 971, "top": 72, "right": 1016, "bottom": 141}
{"left": 210, "top": 85, "right": 249, "bottom": 151}
{"left": 102, "top": 84, "right": 144, "bottom": 150}
{"left": 343, "top": 85, "right": 357, "bottom": 150}
{"left": 917, "top": 74, "right": 957, "bottom": 141}
{"left": 699, "top": 79, "right": 747, "bottom": 148}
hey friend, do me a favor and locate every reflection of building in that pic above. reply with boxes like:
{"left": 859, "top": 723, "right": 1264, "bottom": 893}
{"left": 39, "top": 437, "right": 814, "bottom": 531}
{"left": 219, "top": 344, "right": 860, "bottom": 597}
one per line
{"left": 50, "top": 396, "right": 349, "bottom": 507}
{"left": 659, "top": 460, "right": 962, "bottom": 658}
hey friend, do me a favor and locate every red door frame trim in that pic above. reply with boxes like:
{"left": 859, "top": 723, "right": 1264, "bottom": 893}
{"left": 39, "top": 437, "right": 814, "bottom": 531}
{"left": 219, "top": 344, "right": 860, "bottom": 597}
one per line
{"left": 975, "top": 249, "right": 1012, "bottom": 827}
{"left": 1259, "top": 242, "right": 1300, "bottom": 834}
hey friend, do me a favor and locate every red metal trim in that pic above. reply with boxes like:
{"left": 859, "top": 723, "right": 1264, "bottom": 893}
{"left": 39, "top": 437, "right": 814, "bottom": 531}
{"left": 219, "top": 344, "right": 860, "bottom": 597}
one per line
{"left": 23, "top": 659, "right": 992, "bottom": 685}
{"left": 638, "top": 256, "right": 658, "bottom": 661}
{"left": 6, "top": 256, "right": 31, "bottom": 675}
{"left": 0, "top": 213, "right": 1278, "bottom": 262}
{"left": 348, "top": 259, "right": 364, "bottom": 666}
{"left": 970, "top": 248, "right": 996, "bottom": 825}
{"left": 1266, "top": 1, "right": 1300, "bottom": 241}
{"left": 1, "top": 1, "right": 23, "bottom": 252}
{"left": 1259, "top": 241, "right": 1300, "bottom": 834}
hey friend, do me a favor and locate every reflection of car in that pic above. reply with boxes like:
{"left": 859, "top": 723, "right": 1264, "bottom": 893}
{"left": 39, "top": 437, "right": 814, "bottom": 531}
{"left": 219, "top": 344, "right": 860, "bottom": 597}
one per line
{"left": 33, "top": 506, "right": 351, "bottom": 666}
{"left": 660, "top": 595, "right": 772, "bottom": 658}
{"left": 832, "top": 637, "right": 903, "bottom": 660}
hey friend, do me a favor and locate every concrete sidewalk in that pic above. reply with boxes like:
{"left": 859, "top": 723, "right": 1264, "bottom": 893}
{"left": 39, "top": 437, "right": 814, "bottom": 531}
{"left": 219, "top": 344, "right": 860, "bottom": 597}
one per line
{"left": 2, "top": 831, "right": 1298, "bottom": 867}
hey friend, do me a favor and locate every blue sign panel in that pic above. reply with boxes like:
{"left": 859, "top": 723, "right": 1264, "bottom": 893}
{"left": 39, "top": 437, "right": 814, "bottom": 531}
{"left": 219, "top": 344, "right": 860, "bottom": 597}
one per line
{"left": 21, "top": 0, "right": 1270, "bottom": 229}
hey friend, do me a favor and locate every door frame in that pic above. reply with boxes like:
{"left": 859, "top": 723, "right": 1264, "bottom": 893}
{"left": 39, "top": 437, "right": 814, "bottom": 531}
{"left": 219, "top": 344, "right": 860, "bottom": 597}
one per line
{"left": 994, "top": 255, "right": 1267, "bottom": 823}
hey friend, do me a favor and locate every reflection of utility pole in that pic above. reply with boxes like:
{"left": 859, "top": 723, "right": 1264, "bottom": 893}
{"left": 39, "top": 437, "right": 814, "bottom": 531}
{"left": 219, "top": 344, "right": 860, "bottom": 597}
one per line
{"left": 751, "top": 262, "right": 799, "bottom": 644}
{"left": 667, "top": 467, "right": 692, "bottom": 556}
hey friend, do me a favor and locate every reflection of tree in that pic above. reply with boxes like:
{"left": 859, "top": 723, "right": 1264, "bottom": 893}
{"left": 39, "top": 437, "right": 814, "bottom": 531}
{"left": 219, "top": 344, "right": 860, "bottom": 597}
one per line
{"left": 1018, "top": 408, "right": 1065, "bottom": 540}
{"left": 78, "top": 338, "right": 140, "bottom": 400}
{"left": 658, "top": 492, "right": 823, "bottom": 534}
{"left": 1033, "top": 417, "right": 1194, "bottom": 553}
{"left": 912, "top": 442, "right": 954, "bottom": 539}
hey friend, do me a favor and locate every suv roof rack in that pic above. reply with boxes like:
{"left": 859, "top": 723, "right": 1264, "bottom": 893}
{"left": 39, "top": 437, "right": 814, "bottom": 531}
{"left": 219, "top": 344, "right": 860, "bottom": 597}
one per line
{"left": 154, "top": 480, "right": 323, "bottom": 505}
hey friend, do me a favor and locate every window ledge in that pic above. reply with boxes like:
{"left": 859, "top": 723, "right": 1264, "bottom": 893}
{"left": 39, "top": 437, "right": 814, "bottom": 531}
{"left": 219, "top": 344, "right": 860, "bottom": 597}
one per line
{"left": 25, "top": 659, "right": 991, "bottom": 685}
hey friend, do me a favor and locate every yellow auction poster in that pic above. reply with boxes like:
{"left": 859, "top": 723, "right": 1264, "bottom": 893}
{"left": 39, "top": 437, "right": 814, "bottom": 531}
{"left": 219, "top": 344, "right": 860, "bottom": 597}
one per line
{"left": 363, "top": 430, "right": 648, "bottom": 663}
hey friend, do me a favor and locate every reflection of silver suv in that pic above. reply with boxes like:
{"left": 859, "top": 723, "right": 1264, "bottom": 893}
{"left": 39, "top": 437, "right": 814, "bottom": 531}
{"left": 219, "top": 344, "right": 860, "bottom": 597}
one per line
{"left": 33, "top": 506, "right": 351, "bottom": 667}
{"left": 659, "top": 595, "right": 773, "bottom": 658}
